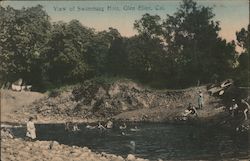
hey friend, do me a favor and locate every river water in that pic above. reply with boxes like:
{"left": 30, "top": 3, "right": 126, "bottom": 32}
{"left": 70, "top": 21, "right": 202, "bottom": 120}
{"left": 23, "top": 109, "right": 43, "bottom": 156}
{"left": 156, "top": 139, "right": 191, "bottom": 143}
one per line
{"left": 10, "top": 123, "right": 249, "bottom": 160}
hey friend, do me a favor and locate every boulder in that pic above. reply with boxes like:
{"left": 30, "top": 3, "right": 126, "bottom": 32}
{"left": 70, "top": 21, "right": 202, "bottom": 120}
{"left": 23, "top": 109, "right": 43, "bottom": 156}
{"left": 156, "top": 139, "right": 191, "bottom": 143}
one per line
{"left": 126, "top": 154, "right": 136, "bottom": 161}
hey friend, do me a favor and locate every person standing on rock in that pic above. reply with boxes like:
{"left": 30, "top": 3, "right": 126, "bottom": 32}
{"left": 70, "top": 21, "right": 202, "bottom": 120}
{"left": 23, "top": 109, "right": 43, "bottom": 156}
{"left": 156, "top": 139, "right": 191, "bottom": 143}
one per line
{"left": 26, "top": 117, "right": 36, "bottom": 140}
{"left": 198, "top": 91, "right": 204, "bottom": 109}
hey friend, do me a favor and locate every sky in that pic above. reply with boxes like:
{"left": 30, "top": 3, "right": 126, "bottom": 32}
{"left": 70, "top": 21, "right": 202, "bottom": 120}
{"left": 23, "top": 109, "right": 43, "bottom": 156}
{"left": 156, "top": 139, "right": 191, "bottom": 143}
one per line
{"left": 2, "top": 0, "right": 249, "bottom": 45}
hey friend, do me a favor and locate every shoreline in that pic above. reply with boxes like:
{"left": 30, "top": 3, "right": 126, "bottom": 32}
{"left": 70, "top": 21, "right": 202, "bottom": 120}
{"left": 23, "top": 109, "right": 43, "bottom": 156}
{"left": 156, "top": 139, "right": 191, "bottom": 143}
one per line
{"left": 1, "top": 136, "right": 148, "bottom": 161}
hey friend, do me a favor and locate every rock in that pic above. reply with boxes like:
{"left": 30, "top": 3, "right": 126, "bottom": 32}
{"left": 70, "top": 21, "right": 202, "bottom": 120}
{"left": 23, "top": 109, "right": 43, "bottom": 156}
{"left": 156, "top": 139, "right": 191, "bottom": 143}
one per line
{"left": 136, "top": 159, "right": 147, "bottom": 161}
{"left": 18, "top": 151, "right": 30, "bottom": 157}
{"left": 52, "top": 156, "right": 63, "bottom": 161}
{"left": 96, "top": 87, "right": 107, "bottom": 98}
{"left": 82, "top": 147, "right": 90, "bottom": 152}
{"left": 7, "top": 155, "right": 16, "bottom": 161}
{"left": 108, "top": 84, "right": 120, "bottom": 97}
{"left": 126, "top": 154, "right": 136, "bottom": 161}
{"left": 49, "top": 141, "right": 60, "bottom": 149}
{"left": 113, "top": 156, "right": 124, "bottom": 161}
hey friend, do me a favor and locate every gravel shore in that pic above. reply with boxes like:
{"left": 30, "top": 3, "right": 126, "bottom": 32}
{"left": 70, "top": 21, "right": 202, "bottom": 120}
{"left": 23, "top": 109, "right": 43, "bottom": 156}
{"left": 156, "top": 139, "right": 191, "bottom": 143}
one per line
{"left": 1, "top": 133, "right": 148, "bottom": 161}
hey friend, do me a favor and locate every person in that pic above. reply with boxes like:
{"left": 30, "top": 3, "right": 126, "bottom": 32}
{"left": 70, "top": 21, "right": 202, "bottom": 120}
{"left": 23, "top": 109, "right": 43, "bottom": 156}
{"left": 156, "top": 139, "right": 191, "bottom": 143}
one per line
{"left": 229, "top": 99, "right": 238, "bottom": 117}
{"left": 129, "top": 141, "right": 136, "bottom": 152}
{"left": 73, "top": 123, "right": 80, "bottom": 132}
{"left": 198, "top": 91, "right": 204, "bottom": 109}
{"left": 119, "top": 123, "right": 127, "bottom": 130}
{"left": 106, "top": 120, "right": 113, "bottom": 129}
{"left": 182, "top": 103, "right": 198, "bottom": 117}
{"left": 65, "top": 122, "right": 70, "bottom": 131}
{"left": 26, "top": 117, "right": 36, "bottom": 140}
{"left": 130, "top": 126, "right": 140, "bottom": 132}
{"left": 98, "top": 122, "right": 106, "bottom": 130}
{"left": 86, "top": 124, "right": 96, "bottom": 129}
{"left": 241, "top": 99, "right": 250, "bottom": 120}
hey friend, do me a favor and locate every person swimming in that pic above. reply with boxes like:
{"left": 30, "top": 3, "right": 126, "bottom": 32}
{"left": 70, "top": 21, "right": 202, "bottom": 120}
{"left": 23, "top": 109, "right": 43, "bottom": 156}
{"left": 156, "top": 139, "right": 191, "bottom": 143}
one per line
{"left": 130, "top": 126, "right": 140, "bottom": 132}
{"left": 128, "top": 141, "right": 136, "bottom": 152}
{"left": 119, "top": 123, "right": 127, "bottom": 130}
{"left": 72, "top": 124, "right": 80, "bottom": 132}
{"left": 98, "top": 122, "right": 106, "bottom": 130}
{"left": 86, "top": 124, "right": 96, "bottom": 129}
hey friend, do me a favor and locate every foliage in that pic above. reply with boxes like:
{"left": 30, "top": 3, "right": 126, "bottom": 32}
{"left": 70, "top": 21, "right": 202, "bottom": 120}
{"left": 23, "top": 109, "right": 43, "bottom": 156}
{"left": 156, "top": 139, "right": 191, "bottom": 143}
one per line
{"left": 0, "top": 1, "right": 246, "bottom": 90}
{"left": 234, "top": 25, "right": 250, "bottom": 86}
{"left": 134, "top": 0, "right": 236, "bottom": 87}
{"left": 43, "top": 20, "right": 93, "bottom": 83}
{"left": 0, "top": 5, "right": 51, "bottom": 86}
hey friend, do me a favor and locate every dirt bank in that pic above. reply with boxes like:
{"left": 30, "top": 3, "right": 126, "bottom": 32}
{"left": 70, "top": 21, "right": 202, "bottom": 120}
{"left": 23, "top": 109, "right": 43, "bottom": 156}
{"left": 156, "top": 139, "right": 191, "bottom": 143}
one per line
{"left": 1, "top": 130, "right": 147, "bottom": 161}
{"left": 23, "top": 80, "right": 221, "bottom": 121}
{"left": 1, "top": 90, "right": 44, "bottom": 122}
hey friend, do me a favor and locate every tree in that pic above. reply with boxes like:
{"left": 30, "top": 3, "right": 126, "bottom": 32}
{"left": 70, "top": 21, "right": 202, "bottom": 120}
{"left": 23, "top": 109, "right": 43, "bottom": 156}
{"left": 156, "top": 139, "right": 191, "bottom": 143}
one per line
{"left": 134, "top": 13, "right": 162, "bottom": 38}
{"left": 43, "top": 20, "right": 93, "bottom": 83}
{"left": 0, "top": 5, "right": 51, "bottom": 86}
{"left": 235, "top": 24, "right": 250, "bottom": 86}
{"left": 162, "top": 0, "right": 236, "bottom": 86}
{"left": 131, "top": 0, "right": 237, "bottom": 88}
{"left": 86, "top": 27, "right": 122, "bottom": 76}
{"left": 104, "top": 28, "right": 128, "bottom": 76}
{"left": 236, "top": 24, "right": 250, "bottom": 53}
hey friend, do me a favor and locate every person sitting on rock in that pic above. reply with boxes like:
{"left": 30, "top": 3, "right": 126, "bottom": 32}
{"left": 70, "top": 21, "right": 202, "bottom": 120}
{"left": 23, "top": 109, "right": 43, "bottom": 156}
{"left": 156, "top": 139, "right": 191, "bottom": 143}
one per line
{"left": 26, "top": 117, "right": 36, "bottom": 140}
{"left": 229, "top": 99, "right": 238, "bottom": 117}
{"left": 182, "top": 103, "right": 198, "bottom": 117}
{"left": 241, "top": 99, "right": 250, "bottom": 120}
{"left": 106, "top": 120, "right": 113, "bottom": 129}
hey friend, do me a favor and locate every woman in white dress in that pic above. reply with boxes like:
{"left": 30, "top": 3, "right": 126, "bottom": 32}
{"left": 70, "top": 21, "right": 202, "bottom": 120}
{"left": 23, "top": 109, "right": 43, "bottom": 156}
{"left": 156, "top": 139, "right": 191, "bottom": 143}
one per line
{"left": 26, "top": 117, "right": 36, "bottom": 140}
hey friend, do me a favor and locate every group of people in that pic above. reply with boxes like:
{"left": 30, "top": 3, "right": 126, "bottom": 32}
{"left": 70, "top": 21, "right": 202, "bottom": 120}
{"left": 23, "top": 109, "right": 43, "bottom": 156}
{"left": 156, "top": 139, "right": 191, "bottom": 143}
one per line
{"left": 65, "top": 122, "right": 80, "bottom": 132}
{"left": 86, "top": 121, "right": 139, "bottom": 136}
{"left": 229, "top": 98, "right": 250, "bottom": 120}
{"left": 24, "top": 89, "right": 249, "bottom": 141}
{"left": 182, "top": 90, "right": 204, "bottom": 118}
{"left": 86, "top": 120, "right": 114, "bottom": 130}
{"left": 181, "top": 89, "right": 250, "bottom": 121}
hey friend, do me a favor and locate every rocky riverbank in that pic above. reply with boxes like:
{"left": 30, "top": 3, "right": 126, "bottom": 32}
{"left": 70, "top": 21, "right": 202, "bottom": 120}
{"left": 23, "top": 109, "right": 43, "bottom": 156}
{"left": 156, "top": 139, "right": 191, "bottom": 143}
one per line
{"left": 1, "top": 130, "right": 148, "bottom": 161}
{"left": 1, "top": 79, "right": 249, "bottom": 130}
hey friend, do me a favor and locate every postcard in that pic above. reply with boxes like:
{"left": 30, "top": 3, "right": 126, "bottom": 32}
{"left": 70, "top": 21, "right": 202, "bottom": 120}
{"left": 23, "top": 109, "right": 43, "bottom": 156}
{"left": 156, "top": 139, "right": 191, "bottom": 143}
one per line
{"left": 1, "top": 0, "right": 249, "bottom": 161}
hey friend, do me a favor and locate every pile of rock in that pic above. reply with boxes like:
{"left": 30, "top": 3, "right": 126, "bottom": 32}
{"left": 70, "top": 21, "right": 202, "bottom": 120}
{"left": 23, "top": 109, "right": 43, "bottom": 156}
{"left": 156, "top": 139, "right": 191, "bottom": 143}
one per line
{"left": 1, "top": 135, "right": 149, "bottom": 161}
{"left": 27, "top": 79, "right": 207, "bottom": 120}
